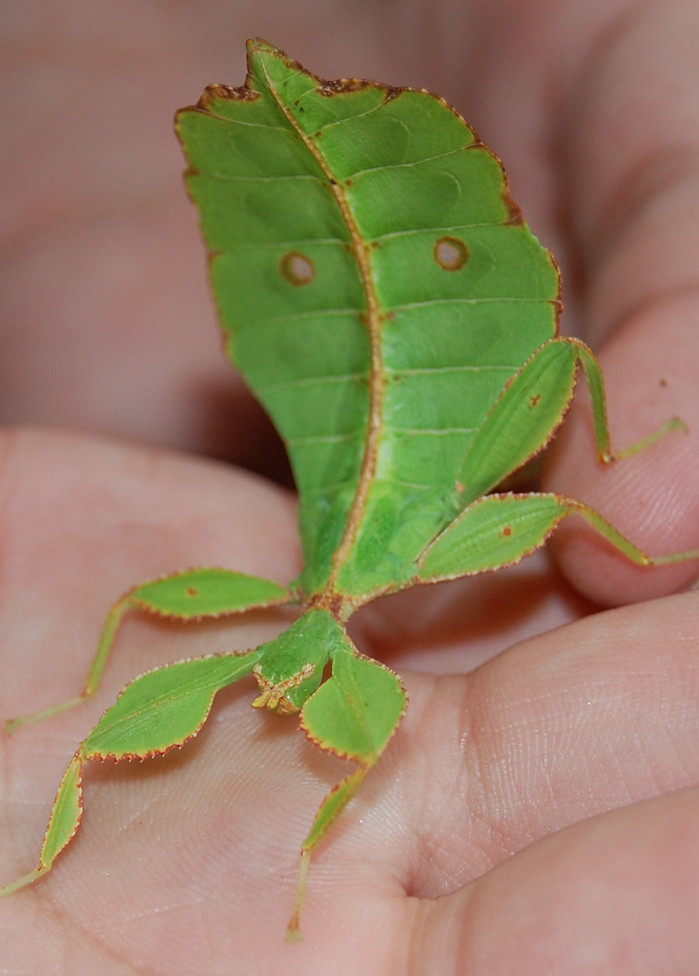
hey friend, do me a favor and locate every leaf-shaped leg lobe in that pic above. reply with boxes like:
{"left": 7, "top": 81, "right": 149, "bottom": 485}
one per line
{"left": 82, "top": 650, "right": 261, "bottom": 758}
{"left": 456, "top": 336, "right": 690, "bottom": 512}
{"left": 0, "top": 650, "right": 261, "bottom": 894}
{"left": 6, "top": 568, "right": 291, "bottom": 734}
{"left": 0, "top": 755, "right": 83, "bottom": 896}
{"left": 457, "top": 338, "right": 579, "bottom": 505}
{"left": 417, "top": 491, "right": 699, "bottom": 584}
{"left": 287, "top": 650, "right": 407, "bottom": 938}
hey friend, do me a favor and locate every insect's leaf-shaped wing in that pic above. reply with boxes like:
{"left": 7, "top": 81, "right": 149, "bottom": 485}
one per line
{"left": 176, "top": 39, "right": 560, "bottom": 601}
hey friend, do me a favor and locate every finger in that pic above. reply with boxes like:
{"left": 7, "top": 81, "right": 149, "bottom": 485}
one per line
{"left": 541, "top": 2, "right": 699, "bottom": 603}
{"left": 411, "top": 785, "right": 699, "bottom": 976}
{"left": 544, "top": 303, "right": 699, "bottom": 604}
{"left": 555, "top": 2, "right": 699, "bottom": 347}
{"left": 389, "top": 593, "right": 699, "bottom": 898}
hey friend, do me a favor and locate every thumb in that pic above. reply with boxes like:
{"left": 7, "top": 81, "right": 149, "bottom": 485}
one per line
{"left": 411, "top": 786, "right": 699, "bottom": 976}
{"left": 539, "top": 1, "right": 699, "bottom": 606}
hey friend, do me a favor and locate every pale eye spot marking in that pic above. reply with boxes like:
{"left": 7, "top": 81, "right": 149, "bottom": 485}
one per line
{"left": 434, "top": 236, "right": 469, "bottom": 271}
{"left": 280, "top": 251, "right": 315, "bottom": 285}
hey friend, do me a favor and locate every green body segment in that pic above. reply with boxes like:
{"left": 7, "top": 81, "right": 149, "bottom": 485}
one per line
{"left": 252, "top": 608, "right": 343, "bottom": 710}
{"left": 177, "top": 39, "right": 560, "bottom": 599}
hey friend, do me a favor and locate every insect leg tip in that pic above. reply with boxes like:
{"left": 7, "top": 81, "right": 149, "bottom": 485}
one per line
{"left": 285, "top": 917, "right": 303, "bottom": 943}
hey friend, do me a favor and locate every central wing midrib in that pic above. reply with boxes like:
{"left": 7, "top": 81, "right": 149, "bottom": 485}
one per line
{"left": 261, "top": 61, "right": 386, "bottom": 602}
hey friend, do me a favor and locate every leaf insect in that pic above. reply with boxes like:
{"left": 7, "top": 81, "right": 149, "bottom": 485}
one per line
{"left": 2, "top": 39, "right": 697, "bottom": 940}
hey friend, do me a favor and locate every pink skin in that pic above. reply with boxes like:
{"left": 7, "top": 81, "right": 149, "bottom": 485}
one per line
{"left": 1, "top": 2, "right": 699, "bottom": 973}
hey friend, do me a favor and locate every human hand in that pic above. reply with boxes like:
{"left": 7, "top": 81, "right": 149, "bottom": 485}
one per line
{"left": 0, "top": 429, "right": 697, "bottom": 974}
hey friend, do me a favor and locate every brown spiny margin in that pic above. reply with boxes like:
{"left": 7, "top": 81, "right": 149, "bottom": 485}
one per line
{"left": 504, "top": 197, "right": 524, "bottom": 226}
{"left": 197, "top": 82, "right": 259, "bottom": 106}
{"left": 478, "top": 125, "right": 561, "bottom": 320}
{"left": 318, "top": 77, "right": 372, "bottom": 96}
{"left": 88, "top": 732, "right": 201, "bottom": 762}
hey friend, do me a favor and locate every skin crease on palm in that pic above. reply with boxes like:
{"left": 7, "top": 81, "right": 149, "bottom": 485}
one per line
{"left": 1, "top": 0, "right": 699, "bottom": 973}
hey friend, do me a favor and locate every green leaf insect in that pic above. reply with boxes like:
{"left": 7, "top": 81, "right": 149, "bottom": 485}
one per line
{"left": 2, "top": 39, "right": 698, "bottom": 940}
